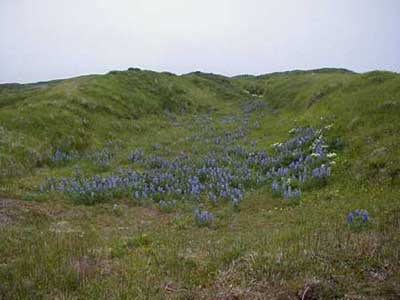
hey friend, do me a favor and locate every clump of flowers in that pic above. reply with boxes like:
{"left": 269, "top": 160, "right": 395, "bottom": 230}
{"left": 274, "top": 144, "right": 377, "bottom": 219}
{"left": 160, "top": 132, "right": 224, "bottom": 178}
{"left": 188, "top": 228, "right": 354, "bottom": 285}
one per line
{"left": 194, "top": 209, "right": 214, "bottom": 227}
{"left": 347, "top": 209, "right": 370, "bottom": 231}
{"left": 283, "top": 186, "right": 301, "bottom": 201}
{"left": 272, "top": 181, "right": 281, "bottom": 197}
{"left": 228, "top": 187, "right": 244, "bottom": 209}
{"left": 158, "top": 200, "right": 177, "bottom": 213}
{"left": 52, "top": 149, "right": 77, "bottom": 164}
{"left": 91, "top": 149, "right": 113, "bottom": 168}
{"left": 129, "top": 149, "right": 144, "bottom": 163}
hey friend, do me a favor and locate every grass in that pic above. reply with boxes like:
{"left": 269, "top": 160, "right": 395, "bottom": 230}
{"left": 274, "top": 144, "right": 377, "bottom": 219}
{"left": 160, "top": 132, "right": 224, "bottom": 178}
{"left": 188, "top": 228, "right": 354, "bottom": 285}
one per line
{"left": 0, "top": 67, "right": 399, "bottom": 299}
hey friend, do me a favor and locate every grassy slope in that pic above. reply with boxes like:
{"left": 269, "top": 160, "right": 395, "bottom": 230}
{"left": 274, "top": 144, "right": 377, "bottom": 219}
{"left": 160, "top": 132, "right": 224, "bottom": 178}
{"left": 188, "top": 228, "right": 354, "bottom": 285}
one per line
{"left": 0, "top": 69, "right": 243, "bottom": 182}
{"left": 0, "top": 68, "right": 399, "bottom": 299}
{"left": 235, "top": 70, "right": 400, "bottom": 185}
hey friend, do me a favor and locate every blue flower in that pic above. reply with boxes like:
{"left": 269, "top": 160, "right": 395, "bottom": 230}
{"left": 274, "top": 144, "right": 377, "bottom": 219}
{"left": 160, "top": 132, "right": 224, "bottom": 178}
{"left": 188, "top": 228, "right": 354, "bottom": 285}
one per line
{"left": 194, "top": 209, "right": 214, "bottom": 227}
{"left": 347, "top": 209, "right": 370, "bottom": 224}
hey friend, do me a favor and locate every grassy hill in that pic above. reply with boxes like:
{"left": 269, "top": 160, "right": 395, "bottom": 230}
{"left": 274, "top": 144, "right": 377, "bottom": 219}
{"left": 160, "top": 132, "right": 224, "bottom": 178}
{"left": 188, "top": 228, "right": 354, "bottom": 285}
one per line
{"left": 0, "top": 68, "right": 399, "bottom": 299}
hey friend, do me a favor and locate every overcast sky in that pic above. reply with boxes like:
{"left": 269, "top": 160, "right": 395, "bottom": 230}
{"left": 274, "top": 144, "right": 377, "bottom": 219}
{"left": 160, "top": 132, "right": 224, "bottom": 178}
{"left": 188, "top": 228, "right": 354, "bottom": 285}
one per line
{"left": 1, "top": 0, "right": 399, "bottom": 83}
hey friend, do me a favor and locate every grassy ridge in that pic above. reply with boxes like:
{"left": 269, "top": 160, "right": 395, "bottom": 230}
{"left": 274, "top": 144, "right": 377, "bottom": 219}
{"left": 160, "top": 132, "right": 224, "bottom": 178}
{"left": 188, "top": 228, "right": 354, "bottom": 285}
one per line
{"left": 234, "top": 70, "right": 400, "bottom": 185}
{"left": 0, "top": 68, "right": 399, "bottom": 299}
{"left": 0, "top": 69, "right": 245, "bottom": 182}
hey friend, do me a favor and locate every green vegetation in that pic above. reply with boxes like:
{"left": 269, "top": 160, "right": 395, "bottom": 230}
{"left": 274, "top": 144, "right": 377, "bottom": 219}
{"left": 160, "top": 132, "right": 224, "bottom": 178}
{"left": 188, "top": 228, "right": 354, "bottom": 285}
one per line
{"left": 0, "top": 68, "right": 399, "bottom": 299}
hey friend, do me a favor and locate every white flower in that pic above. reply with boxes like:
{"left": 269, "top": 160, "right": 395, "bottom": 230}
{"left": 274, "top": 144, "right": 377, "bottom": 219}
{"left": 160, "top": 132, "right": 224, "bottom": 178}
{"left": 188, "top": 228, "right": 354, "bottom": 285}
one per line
{"left": 327, "top": 152, "right": 337, "bottom": 158}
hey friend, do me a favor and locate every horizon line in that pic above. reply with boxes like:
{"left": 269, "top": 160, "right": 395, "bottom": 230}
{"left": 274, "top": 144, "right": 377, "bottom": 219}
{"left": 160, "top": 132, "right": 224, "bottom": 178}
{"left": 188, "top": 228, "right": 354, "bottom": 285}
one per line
{"left": 1, "top": 66, "right": 399, "bottom": 85}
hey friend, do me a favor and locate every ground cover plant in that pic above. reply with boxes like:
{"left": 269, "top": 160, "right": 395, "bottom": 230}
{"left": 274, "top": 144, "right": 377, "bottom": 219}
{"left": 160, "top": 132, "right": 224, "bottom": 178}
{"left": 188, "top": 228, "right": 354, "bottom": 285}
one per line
{"left": 0, "top": 68, "right": 399, "bottom": 299}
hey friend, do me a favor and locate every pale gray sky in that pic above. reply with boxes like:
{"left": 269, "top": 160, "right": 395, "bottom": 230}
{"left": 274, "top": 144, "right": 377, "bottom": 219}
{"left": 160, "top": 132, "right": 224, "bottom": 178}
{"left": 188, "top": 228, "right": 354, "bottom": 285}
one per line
{"left": 1, "top": 0, "right": 399, "bottom": 83}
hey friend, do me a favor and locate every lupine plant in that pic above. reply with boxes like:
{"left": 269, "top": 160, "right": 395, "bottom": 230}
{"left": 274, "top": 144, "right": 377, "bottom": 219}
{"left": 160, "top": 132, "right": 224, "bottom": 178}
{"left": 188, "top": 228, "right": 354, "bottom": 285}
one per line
{"left": 194, "top": 208, "right": 214, "bottom": 227}
{"left": 51, "top": 149, "right": 77, "bottom": 164}
{"left": 347, "top": 209, "right": 370, "bottom": 231}
{"left": 90, "top": 149, "right": 114, "bottom": 168}
{"left": 158, "top": 200, "right": 177, "bottom": 213}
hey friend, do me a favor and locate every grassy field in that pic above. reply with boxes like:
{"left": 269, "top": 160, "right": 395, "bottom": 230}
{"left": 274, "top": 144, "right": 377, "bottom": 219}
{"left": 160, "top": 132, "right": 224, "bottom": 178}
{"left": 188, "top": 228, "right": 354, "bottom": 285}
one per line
{"left": 0, "top": 68, "right": 399, "bottom": 299}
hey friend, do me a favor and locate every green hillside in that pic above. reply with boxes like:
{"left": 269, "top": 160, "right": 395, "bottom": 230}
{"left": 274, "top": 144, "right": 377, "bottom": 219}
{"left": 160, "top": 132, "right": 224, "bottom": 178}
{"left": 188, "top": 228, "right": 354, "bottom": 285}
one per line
{"left": 0, "top": 69, "right": 244, "bottom": 180}
{"left": 0, "top": 68, "right": 399, "bottom": 299}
